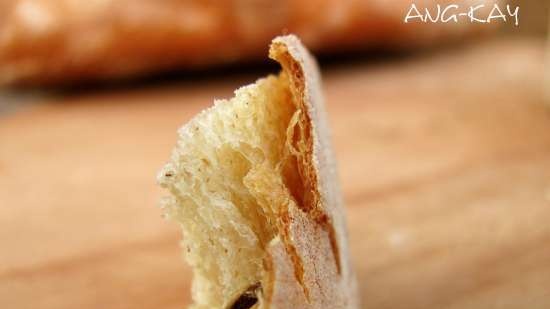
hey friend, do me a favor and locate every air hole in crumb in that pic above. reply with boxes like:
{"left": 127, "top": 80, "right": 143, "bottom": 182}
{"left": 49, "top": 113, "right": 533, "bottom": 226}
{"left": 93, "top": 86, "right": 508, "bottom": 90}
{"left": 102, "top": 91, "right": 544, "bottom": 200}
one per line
{"left": 229, "top": 283, "right": 261, "bottom": 309}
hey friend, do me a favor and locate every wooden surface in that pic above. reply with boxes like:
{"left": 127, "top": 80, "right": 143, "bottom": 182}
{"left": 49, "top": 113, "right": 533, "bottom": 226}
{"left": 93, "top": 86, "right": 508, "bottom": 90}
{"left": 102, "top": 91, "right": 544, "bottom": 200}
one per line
{"left": 1, "top": 38, "right": 549, "bottom": 309}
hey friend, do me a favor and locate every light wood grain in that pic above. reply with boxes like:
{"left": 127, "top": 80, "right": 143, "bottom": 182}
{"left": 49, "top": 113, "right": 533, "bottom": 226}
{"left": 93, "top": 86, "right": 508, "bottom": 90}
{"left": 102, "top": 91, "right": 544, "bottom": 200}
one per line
{"left": 1, "top": 38, "right": 549, "bottom": 309}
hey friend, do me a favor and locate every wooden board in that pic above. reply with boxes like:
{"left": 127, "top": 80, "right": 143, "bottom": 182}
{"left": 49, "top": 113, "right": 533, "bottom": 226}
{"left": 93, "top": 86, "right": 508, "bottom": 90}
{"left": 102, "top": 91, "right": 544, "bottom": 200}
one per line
{"left": 1, "top": 38, "right": 549, "bottom": 309}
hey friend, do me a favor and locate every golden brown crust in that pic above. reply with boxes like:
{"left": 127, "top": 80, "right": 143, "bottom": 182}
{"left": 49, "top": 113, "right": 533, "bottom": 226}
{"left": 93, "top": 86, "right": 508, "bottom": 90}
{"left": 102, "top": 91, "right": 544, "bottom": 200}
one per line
{"left": 262, "top": 35, "right": 358, "bottom": 309}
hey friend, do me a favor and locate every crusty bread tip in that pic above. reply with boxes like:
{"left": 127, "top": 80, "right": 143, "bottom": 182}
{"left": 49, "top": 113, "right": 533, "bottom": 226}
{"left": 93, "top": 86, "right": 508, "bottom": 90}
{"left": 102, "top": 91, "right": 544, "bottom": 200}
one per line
{"left": 158, "top": 34, "right": 358, "bottom": 309}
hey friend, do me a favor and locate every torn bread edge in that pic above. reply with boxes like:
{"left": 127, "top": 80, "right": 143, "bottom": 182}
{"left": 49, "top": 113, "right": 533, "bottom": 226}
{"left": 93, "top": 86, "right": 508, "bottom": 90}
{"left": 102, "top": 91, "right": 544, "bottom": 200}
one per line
{"left": 261, "top": 35, "right": 358, "bottom": 309}
{"left": 158, "top": 34, "right": 359, "bottom": 309}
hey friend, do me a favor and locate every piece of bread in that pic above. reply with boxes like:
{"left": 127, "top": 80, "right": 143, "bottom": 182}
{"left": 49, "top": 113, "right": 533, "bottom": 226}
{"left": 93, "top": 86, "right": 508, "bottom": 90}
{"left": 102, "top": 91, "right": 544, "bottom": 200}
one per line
{"left": 0, "top": 0, "right": 498, "bottom": 86}
{"left": 157, "top": 35, "right": 358, "bottom": 309}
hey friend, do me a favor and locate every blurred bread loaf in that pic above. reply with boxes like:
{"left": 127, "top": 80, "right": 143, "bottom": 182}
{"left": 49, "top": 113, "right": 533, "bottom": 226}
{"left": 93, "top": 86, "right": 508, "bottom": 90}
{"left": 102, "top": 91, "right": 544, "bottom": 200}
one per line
{"left": 157, "top": 35, "right": 358, "bottom": 308}
{"left": 0, "top": 0, "right": 498, "bottom": 86}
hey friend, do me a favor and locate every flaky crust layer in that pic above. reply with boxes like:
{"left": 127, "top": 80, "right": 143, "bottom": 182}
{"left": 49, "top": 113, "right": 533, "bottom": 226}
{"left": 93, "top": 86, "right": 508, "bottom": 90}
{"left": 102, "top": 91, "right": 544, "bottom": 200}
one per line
{"left": 261, "top": 35, "right": 358, "bottom": 309}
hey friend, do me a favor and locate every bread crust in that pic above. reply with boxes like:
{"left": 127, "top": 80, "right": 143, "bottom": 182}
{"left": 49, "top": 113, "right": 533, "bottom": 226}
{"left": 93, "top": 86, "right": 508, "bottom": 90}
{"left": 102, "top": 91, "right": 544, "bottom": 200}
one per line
{"left": 260, "top": 35, "right": 358, "bottom": 309}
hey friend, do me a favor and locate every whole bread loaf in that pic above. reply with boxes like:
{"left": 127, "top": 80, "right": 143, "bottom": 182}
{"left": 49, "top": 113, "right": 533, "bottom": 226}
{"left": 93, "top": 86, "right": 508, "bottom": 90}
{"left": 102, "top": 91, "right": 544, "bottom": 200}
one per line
{"left": 0, "top": 0, "right": 497, "bottom": 86}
